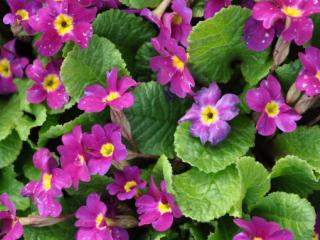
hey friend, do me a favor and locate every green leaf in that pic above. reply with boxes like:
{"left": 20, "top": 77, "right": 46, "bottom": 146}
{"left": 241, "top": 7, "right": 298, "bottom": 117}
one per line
{"left": 208, "top": 216, "right": 239, "bottom": 240}
{"left": 0, "top": 165, "right": 30, "bottom": 210}
{"left": 172, "top": 165, "right": 241, "bottom": 222}
{"left": 273, "top": 126, "right": 320, "bottom": 172}
{"left": 93, "top": 10, "right": 156, "bottom": 73}
{"left": 237, "top": 157, "right": 270, "bottom": 209}
{"left": 270, "top": 156, "right": 319, "bottom": 197}
{"left": 188, "top": 6, "right": 272, "bottom": 85}
{"left": 135, "top": 42, "right": 157, "bottom": 82}
{"left": 0, "top": 131, "right": 23, "bottom": 169}
{"left": 124, "top": 82, "right": 190, "bottom": 158}
{"left": 275, "top": 60, "right": 301, "bottom": 92}
{"left": 153, "top": 155, "right": 173, "bottom": 193}
{"left": 61, "top": 35, "right": 128, "bottom": 101}
{"left": 120, "top": 0, "right": 161, "bottom": 8}
{"left": 180, "top": 222, "right": 206, "bottom": 240}
{"left": 174, "top": 116, "right": 255, "bottom": 173}
{"left": 192, "top": 0, "right": 205, "bottom": 18}
{"left": 251, "top": 192, "right": 316, "bottom": 240}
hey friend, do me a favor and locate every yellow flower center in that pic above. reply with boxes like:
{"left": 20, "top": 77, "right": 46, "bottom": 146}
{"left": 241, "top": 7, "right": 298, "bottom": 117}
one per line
{"left": 282, "top": 6, "right": 302, "bottom": 17}
{"left": 313, "top": 233, "right": 319, "bottom": 240}
{"left": 158, "top": 201, "right": 172, "bottom": 214}
{"left": 16, "top": 9, "right": 29, "bottom": 21}
{"left": 172, "top": 55, "right": 185, "bottom": 71}
{"left": 172, "top": 14, "right": 183, "bottom": 25}
{"left": 43, "top": 74, "right": 60, "bottom": 92}
{"left": 0, "top": 58, "right": 11, "bottom": 78}
{"left": 104, "top": 91, "right": 120, "bottom": 102}
{"left": 54, "top": 14, "right": 74, "bottom": 36}
{"left": 201, "top": 105, "right": 219, "bottom": 125}
{"left": 316, "top": 71, "right": 320, "bottom": 81}
{"left": 42, "top": 173, "right": 53, "bottom": 191}
{"left": 100, "top": 143, "right": 114, "bottom": 157}
{"left": 78, "top": 155, "right": 85, "bottom": 165}
{"left": 253, "top": 238, "right": 263, "bottom": 240}
{"left": 265, "top": 101, "right": 280, "bottom": 118}
{"left": 124, "top": 181, "right": 137, "bottom": 192}
{"left": 95, "top": 213, "right": 105, "bottom": 229}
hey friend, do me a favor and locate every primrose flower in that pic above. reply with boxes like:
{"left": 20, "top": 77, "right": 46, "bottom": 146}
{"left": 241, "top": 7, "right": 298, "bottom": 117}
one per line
{"left": 83, "top": 123, "right": 127, "bottom": 175}
{"left": 135, "top": 177, "right": 182, "bottom": 232}
{"left": 0, "top": 193, "right": 23, "bottom": 240}
{"left": 29, "top": 1, "right": 97, "bottom": 56}
{"left": 78, "top": 68, "right": 137, "bottom": 112}
{"left": 26, "top": 59, "right": 69, "bottom": 110}
{"left": 21, "top": 148, "right": 72, "bottom": 217}
{"left": 204, "top": 0, "right": 232, "bottom": 19}
{"left": 179, "top": 82, "right": 240, "bottom": 145}
{"left": 107, "top": 166, "right": 146, "bottom": 201}
{"left": 57, "top": 126, "right": 91, "bottom": 190}
{"left": 314, "top": 212, "right": 320, "bottom": 240}
{"left": 0, "top": 39, "right": 28, "bottom": 94}
{"left": 246, "top": 75, "right": 301, "bottom": 136}
{"left": 295, "top": 47, "right": 320, "bottom": 96}
{"left": 3, "top": 0, "right": 41, "bottom": 34}
{"left": 78, "top": 0, "right": 120, "bottom": 9}
{"left": 233, "top": 216, "right": 293, "bottom": 240}
{"left": 150, "top": 37, "right": 194, "bottom": 98}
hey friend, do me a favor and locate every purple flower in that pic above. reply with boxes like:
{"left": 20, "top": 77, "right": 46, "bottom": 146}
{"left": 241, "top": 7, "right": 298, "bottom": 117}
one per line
{"left": 0, "top": 39, "right": 28, "bottom": 94}
{"left": 295, "top": 47, "right": 320, "bottom": 96}
{"left": 179, "top": 82, "right": 240, "bottom": 145}
{"left": 204, "top": 0, "right": 232, "bottom": 19}
{"left": 21, "top": 148, "right": 72, "bottom": 217}
{"left": 107, "top": 166, "right": 146, "bottom": 201}
{"left": 245, "top": 75, "right": 301, "bottom": 136}
{"left": 75, "top": 193, "right": 113, "bottom": 240}
{"left": 78, "top": 0, "right": 120, "bottom": 9}
{"left": 3, "top": 0, "right": 41, "bottom": 34}
{"left": 314, "top": 212, "right": 320, "bottom": 240}
{"left": 57, "top": 126, "right": 91, "bottom": 190}
{"left": 83, "top": 123, "right": 127, "bottom": 175}
{"left": 233, "top": 216, "right": 293, "bottom": 240}
{"left": 135, "top": 177, "right": 182, "bottom": 232}
{"left": 78, "top": 68, "right": 137, "bottom": 112}
{"left": 0, "top": 193, "right": 23, "bottom": 240}
{"left": 29, "top": 1, "right": 97, "bottom": 56}
{"left": 26, "top": 59, "right": 69, "bottom": 110}
{"left": 150, "top": 36, "right": 194, "bottom": 98}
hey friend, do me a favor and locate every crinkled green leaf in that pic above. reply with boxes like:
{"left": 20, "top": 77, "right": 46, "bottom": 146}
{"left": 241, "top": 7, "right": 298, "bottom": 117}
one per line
{"left": 0, "top": 131, "right": 23, "bottom": 168}
{"left": 125, "top": 82, "right": 190, "bottom": 158}
{"left": 174, "top": 116, "right": 255, "bottom": 173}
{"left": 153, "top": 155, "right": 173, "bottom": 193}
{"left": 135, "top": 42, "right": 157, "bottom": 82}
{"left": 61, "top": 35, "right": 128, "bottom": 101}
{"left": 188, "top": 6, "right": 272, "bottom": 85}
{"left": 120, "top": 0, "right": 161, "bottom": 8}
{"left": 270, "top": 156, "right": 320, "bottom": 197}
{"left": 275, "top": 60, "right": 301, "bottom": 91}
{"left": 251, "top": 192, "right": 316, "bottom": 240}
{"left": 273, "top": 126, "right": 320, "bottom": 172}
{"left": 172, "top": 165, "right": 241, "bottom": 222}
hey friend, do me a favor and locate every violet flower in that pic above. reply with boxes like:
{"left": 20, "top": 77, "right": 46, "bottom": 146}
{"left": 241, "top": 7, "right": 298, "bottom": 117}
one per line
{"left": 78, "top": 68, "right": 137, "bottom": 112}
{"left": 295, "top": 47, "right": 320, "bottom": 96}
{"left": 245, "top": 75, "right": 301, "bottom": 136}
{"left": 107, "top": 166, "right": 146, "bottom": 201}
{"left": 26, "top": 59, "right": 69, "bottom": 110}
{"left": 135, "top": 177, "right": 182, "bottom": 232}
{"left": 179, "top": 82, "right": 240, "bottom": 145}
{"left": 204, "top": 0, "right": 232, "bottom": 19}
{"left": 233, "top": 216, "right": 293, "bottom": 240}
{"left": 78, "top": 0, "right": 120, "bottom": 9}
{"left": 57, "top": 125, "right": 91, "bottom": 190}
{"left": 0, "top": 193, "right": 23, "bottom": 240}
{"left": 150, "top": 36, "right": 194, "bottom": 98}
{"left": 21, "top": 148, "right": 72, "bottom": 217}
{"left": 29, "top": 0, "right": 97, "bottom": 56}
{"left": 83, "top": 123, "right": 127, "bottom": 175}
{"left": 0, "top": 39, "right": 28, "bottom": 94}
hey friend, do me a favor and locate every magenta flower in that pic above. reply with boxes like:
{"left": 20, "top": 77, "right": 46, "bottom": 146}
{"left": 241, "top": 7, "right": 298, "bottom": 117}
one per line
{"left": 244, "top": 0, "right": 320, "bottom": 51}
{"left": 57, "top": 126, "right": 91, "bottom": 190}
{"left": 21, "top": 148, "right": 72, "bottom": 217}
{"left": 78, "top": 68, "right": 137, "bottom": 112}
{"left": 233, "top": 216, "right": 293, "bottom": 240}
{"left": 246, "top": 75, "right": 301, "bottom": 136}
{"left": 179, "top": 82, "right": 240, "bottom": 145}
{"left": 204, "top": 0, "right": 232, "bottom": 19}
{"left": 295, "top": 47, "right": 320, "bottom": 96}
{"left": 314, "top": 212, "right": 320, "bottom": 240}
{"left": 135, "top": 177, "right": 182, "bottom": 232}
{"left": 83, "top": 123, "right": 127, "bottom": 175}
{"left": 78, "top": 0, "right": 120, "bottom": 9}
{"left": 150, "top": 37, "right": 194, "bottom": 98}
{"left": 3, "top": 0, "right": 41, "bottom": 34}
{"left": 0, "top": 193, "right": 23, "bottom": 240}
{"left": 107, "top": 166, "right": 146, "bottom": 201}
{"left": 26, "top": 59, "right": 69, "bottom": 110}
{"left": 0, "top": 39, "right": 28, "bottom": 94}
{"left": 28, "top": 1, "right": 97, "bottom": 56}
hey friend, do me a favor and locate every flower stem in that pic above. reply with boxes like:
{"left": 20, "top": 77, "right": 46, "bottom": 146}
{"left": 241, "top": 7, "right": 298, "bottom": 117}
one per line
{"left": 18, "top": 215, "right": 72, "bottom": 227}
{"left": 153, "top": 0, "right": 172, "bottom": 18}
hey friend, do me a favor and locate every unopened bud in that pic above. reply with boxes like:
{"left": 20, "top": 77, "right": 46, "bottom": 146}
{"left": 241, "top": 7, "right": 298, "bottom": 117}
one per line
{"left": 294, "top": 95, "right": 319, "bottom": 114}
{"left": 272, "top": 37, "right": 290, "bottom": 70}
{"left": 113, "top": 215, "right": 138, "bottom": 229}
{"left": 286, "top": 84, "right": 301, "bottom": 104}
